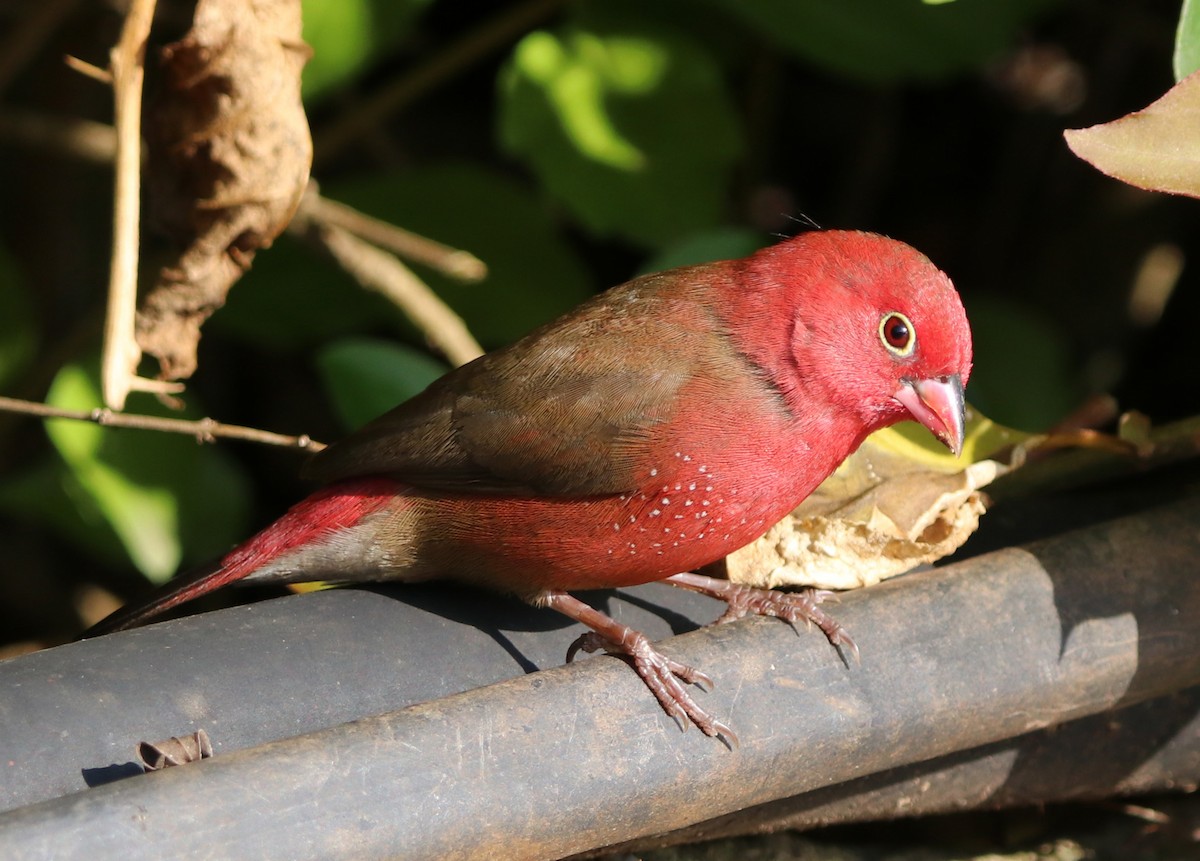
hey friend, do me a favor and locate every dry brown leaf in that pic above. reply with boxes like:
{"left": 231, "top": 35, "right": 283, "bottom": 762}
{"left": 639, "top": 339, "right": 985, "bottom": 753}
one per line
{"left": 137, "top": 0, "right": 312, "bottom": 382}
{"left": 727, "top": 417, "right": 1029, "bottom": 591}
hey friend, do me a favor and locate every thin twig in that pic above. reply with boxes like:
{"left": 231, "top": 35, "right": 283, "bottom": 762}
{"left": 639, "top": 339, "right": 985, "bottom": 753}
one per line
{"left": 301, "top": 185, "right": 487, "bottom": 282}
{"left": 0, "top": 395, "right": 325, "bottom": 452}
{"left": 102, "top": 0, "right": 181, "bottom": 410}
{"left": 0, "top": 0, "right": 81, "bottom": 96}
{"left": 314, "top": 0, "right": 566, "bottom": 165}
{"left": 0, "top": 109, "right": 118, "bottom": 164}
{"left": 64, "top": 53, "right": 113, "bottom": 84}
{"left": 291, "top": 211, "right": 484, "bottom": 367}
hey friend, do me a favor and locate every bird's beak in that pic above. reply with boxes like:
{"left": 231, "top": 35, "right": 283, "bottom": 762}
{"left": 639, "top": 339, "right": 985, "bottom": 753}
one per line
{"left": 893, "top": 374, "right": 966, "bottom": 457}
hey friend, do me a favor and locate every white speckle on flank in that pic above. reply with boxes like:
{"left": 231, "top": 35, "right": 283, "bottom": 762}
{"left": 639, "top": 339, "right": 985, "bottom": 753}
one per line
{"left": 674, "top": 484, "right": 682, "bottom": 491}
{"left": 705, "top": 486, "right": 714, "bottom": 492}
{"left": 698, "top": 532, "right": 706, "bottom": 539}
{"left": 698, "top": 465, "right": 707, "bottom": 473}
{"left": 683, "top": 455, "right": 692, "bottom": 462}
{"left": 674, "top": 514, "right": 684, "bottom": 520}
{"left": 612, "top": 523, "right": 620, "bottom": 531}
{"left": 675, "top": 451, "right": 682, "bottom": 458}
{"left": 661, "top": 498, "right": 670, "bottom": 505}
{"left": 650, "top": 509, "right": 661, "bottom": 517}
{"left": 688, "top": 482, "right": 696, "bottom": 491}
{"left": 649, "top": 468, "right": 657, "bottom": 477}
{"left": 628, "top": 515, "right": 636, "bottom": 523}
{"left": 684, "top": 499, "right": 693, "bottom": 507}
{"left": 702, "top": 500, "right": 710, "bottom": 506}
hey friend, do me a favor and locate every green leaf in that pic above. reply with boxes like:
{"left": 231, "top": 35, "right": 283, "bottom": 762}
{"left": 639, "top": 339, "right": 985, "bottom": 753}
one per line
{"left": 0, "top": 245, "right": 36, "bottom": 390}
{"left": 302, "top": 0, "right": 432, "bottom": 101}
{"left": 1176, "top": 0, "right": 1200, "bottom": 81}
{"left": 44, "top": 360, "right": 252, "bottom": 582}
{"left": 316, "top": 337, "right": 448, "bottom": 430}
{"left": 963, "top": 294, "right": 1078, "bottom": 432}
{"left": 214, "top": 233, "right": 401, "bottom": 350}
{"left": 701, "top": 0, "right": 1060, "bottom": 83}
{"left": 499, "top": 12, "right": 743, "bottom": 247}
{"left": 328, "top": 163, "right": 595, "bottom": 347}
{"left": 1064, "top": 71, "right": 1200, "bottom": 198}
{"left": 639, "top": 228, "right": 768, "bottom": 274}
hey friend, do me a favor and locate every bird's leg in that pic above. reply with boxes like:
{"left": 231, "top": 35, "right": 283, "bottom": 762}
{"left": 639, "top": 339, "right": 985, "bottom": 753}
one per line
{"left": 542, "top": 591, "right": 737, "bottom": 747}
{"left": 663, "top": 572, "right": 860, "bottom": 662}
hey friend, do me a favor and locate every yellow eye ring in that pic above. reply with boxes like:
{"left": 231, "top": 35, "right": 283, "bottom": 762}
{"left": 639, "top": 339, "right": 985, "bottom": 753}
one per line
{"left": 879, "top": 312, "right": 915, "bottom": 357}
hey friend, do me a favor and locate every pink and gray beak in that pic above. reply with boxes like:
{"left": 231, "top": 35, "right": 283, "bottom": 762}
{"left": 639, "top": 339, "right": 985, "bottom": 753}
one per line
{"left": 894, "top": 375, "right": 966, "bottom": 457}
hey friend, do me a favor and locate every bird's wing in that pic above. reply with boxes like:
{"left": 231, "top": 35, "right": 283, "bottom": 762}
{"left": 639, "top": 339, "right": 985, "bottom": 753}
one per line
{"left": 303, "top": 274, "right": 716, "bottom": 497}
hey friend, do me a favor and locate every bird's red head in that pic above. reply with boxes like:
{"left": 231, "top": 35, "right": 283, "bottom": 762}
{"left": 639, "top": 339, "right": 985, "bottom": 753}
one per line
{"left": 733, "top": 230, "right": 973, "bottom": 454}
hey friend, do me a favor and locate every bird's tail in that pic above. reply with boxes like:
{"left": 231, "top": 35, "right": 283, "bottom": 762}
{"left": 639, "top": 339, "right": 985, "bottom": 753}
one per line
{"left": 81, "top": 477, "right": 402, "bottom": 638}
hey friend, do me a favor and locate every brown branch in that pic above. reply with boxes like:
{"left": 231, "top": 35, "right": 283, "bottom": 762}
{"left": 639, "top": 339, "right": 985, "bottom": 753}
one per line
{"left": 291, "top": 197, "right": 484, "bottom": 368}
{"left": 0, "top": 396, "right": 325, "bottom": 453}
{"left": 314, "top": 0, "right": 566, "bottom": 166}
{"left": 301, "top": 186, "right": 486, "bottom": 282}
{"left": 0, "top": 109, "right": 118, "bottom": 164}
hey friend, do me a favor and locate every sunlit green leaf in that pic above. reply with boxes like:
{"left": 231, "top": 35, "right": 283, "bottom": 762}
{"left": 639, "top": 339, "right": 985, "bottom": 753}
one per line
{"left": 1176, "top": 0, "right": 1200, "bottom": 81}
{"left": 499, "top": 12, "right": 742, "bottom": 247}
{"left": 1064, "top": 72, "right": 1200, "bottom": 198}
{"left": 0, "top": 245, "right": 36, "bottom": 390}
{"left": 44, "top": 360, "right": 252, "bottom": 582}
{"left": 301, "top": 0, "right": 432, "bottom": 101}
{"left": 701, "top": 0, "right": 1059, "bottom": 83}
{"left": 316, "top": 337, "right": 448, "bottom": 430}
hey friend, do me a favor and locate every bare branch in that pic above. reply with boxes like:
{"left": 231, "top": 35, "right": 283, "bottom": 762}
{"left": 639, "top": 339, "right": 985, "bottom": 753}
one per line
{"left": 102, "top": 0, "right": 167, "bottom": 409}
{"left": 291, "top": 196, "right": 485, "bottom": 368}
{"left": 301, "top": 186, "right": 486, "bottom": 282}
{"left": 0, "top": 395, "right": 325, "bottom": 453}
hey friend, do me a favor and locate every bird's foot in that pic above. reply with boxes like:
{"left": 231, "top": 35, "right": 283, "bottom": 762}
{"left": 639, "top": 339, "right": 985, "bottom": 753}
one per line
{"left": 664, "top": 572, "right": 859, "bottom": 663}
{"left": 544, "top": 591, "right": 737, "bottom": 747}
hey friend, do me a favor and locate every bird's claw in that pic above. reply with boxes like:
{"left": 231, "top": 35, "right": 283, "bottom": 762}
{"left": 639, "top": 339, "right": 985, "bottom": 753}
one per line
{"left": 565, "top": 629, "right": 736, "bottom": 747}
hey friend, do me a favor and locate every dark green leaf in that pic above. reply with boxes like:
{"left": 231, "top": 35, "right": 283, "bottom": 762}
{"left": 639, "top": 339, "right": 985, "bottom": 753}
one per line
{"left": 640, "top": 228, "right": 768, "bottom": 274}
{"left": 0, "top": 245, "right": 36, "bottom": 391}
{"left": 329, "top": 163, "right": 594, "bottom": 347}
{"left": 701, "top": 0, "right": 1060, "bottom": 84}
{"left": 316, "top": 337, "right": 448, "bottom": 430}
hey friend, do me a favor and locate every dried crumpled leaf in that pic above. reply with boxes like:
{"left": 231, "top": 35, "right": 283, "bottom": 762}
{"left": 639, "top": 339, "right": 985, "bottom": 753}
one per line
{"left": 727, "top": 412, "right": 1032, "bottom": 591}
{"left": 138, "top": 0, "right": 312, "bottom": 382}
{"left": 138, "top": 729, "right": 213, "bottom": 771}
{"left": 1064, "top": 69, "right": 1200, "bottom": 199}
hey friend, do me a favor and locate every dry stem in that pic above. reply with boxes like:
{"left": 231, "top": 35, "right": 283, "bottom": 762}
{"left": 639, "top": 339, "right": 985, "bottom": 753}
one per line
{"left": 0, "top": 395, "right": 325, "bottom": 452}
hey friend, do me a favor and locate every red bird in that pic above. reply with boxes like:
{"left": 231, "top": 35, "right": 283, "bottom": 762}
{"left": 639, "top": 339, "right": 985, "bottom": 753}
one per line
{"left": 88, "top": 230, "right": 972, "bottom": 744}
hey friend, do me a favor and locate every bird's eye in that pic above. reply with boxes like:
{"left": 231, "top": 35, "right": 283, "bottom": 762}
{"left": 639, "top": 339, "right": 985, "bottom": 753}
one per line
{"left": 879, "top": 312, "right": 915, "bottom": 357}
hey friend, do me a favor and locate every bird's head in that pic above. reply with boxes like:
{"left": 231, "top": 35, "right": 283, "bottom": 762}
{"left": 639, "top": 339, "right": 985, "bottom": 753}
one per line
{"left": 736, "top": 230, "right": 973, "bottom": 455}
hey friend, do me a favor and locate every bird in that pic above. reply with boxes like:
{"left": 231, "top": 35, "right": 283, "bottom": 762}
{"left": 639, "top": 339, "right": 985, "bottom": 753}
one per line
{"left": 86, "top": 230, "right": 972, "bottom": 745}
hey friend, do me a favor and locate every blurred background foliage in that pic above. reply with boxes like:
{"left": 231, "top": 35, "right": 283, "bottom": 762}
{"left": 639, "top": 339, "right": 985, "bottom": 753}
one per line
{"left": 0, "top": 0, "right": 1196, "bottom": 646}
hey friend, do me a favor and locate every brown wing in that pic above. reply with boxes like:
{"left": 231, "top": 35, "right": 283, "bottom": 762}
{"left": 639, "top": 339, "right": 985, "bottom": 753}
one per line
{"left": 302, "top": 268, "right": 721, "bottom": 497}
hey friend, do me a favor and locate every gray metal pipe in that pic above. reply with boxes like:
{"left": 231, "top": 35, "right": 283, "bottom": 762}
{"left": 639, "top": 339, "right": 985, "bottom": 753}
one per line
{"left": 0, "top": 497, "right": 1197, "bottom": 859}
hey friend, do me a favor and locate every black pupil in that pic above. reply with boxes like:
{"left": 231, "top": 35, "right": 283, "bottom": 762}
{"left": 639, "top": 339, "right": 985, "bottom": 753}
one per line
{"left": 886, "top": 317, "right": 909, "bottom": 347}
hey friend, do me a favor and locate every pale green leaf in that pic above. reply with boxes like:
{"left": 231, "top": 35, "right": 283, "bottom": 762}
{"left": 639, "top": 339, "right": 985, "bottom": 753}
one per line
{"left": 1175, "top": 0, "right": 1200, "bottom": 81}
{"left": 44, "top": 360, "right": 252, "bottom": 582}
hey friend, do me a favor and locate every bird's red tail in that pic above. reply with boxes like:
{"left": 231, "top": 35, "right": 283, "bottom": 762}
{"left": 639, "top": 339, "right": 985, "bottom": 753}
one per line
{"left": 82, "top": 478, "right": 400, "bottom": 637}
